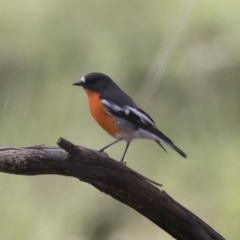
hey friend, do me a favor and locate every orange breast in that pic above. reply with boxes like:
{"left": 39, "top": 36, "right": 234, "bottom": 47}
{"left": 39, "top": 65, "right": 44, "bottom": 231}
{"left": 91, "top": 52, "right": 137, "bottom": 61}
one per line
{"left": 85, "top": 90, "right": 121, "bottom": 137}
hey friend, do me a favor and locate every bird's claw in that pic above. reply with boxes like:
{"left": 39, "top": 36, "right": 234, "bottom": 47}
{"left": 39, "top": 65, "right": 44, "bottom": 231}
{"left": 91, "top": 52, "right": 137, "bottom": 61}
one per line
{"left": 119, "top": 160, "right": 127, "bottom": 166}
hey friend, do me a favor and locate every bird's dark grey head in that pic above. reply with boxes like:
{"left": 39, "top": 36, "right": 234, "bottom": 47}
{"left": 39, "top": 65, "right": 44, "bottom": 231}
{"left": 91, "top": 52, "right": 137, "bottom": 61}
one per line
{"left": 73, "top": 72, "right": 115, "bottom": 92}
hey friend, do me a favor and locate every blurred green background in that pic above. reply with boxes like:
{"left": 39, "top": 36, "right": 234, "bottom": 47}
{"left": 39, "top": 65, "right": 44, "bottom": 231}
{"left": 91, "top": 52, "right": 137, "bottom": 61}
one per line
{"left": 0, "top": 0, "right": 239, "bottom": 239}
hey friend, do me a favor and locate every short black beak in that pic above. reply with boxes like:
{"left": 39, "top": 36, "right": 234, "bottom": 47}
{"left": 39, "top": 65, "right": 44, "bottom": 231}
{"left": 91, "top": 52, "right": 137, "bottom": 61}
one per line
{"left": 73, "top": 81, "right": 84, "bottom": 87}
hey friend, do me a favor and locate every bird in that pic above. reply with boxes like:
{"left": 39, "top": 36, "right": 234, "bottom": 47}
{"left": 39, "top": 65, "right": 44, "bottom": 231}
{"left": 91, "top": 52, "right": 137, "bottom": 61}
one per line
{"left": 73, "top": 72, "right": 187, "bottom": 163}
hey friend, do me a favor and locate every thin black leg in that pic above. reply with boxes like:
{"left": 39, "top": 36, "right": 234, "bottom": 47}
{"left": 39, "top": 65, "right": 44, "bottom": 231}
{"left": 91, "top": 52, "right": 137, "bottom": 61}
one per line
{"left": 99, "top": 139, "right": 122, "bottom": 152}
{"left": 120, "top": 142, "right": 130, "bottom": 162}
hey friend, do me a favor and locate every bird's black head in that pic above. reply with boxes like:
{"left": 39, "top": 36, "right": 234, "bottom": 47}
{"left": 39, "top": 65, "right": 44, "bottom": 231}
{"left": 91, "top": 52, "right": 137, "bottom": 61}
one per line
{"left": 73, "top": 72, "right": 114, "bottom": 92}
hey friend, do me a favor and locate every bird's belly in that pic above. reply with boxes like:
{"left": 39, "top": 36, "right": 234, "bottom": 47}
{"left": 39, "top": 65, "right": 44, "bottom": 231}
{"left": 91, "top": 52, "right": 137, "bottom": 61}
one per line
{"left": 114, "top": 118, "right": 159, "bottom": 142}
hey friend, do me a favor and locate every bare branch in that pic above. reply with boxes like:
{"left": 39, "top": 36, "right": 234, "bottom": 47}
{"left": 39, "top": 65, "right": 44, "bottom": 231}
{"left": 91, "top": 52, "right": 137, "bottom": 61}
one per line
{"left": 0, "top": 138, "right": 225, "bottom": 240}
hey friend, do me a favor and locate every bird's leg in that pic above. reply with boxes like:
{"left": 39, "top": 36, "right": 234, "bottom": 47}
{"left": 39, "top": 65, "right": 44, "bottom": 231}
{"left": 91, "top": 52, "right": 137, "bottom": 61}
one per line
{"left": 120, "top": 142, "right": 130, "bottom": 165}
{"left": 99, "top": 139, "right": 122, "bottom": 152}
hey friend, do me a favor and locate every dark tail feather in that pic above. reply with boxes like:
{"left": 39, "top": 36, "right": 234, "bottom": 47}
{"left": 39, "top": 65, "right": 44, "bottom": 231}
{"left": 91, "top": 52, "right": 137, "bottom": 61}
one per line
{"left": 156, "top": 140, "right": 187, "bottom": 158}
{"left": 155, "top": 141, "right": 167, "bottom": 153}
{"left": 152, "top": 129, "right": 187, "bottom": 158}
{"left": 169, "top": 143, "right": 187, "bottom": 158}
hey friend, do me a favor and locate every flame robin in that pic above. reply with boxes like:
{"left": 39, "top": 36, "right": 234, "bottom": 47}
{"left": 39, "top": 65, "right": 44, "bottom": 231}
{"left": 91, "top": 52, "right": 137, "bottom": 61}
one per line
{"left": 73, "top": 72, "right": 187, "bottom": 162}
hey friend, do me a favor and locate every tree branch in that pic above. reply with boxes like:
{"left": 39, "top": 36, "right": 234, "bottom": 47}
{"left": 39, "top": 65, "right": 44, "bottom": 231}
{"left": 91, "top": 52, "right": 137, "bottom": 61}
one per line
{"left": 0, "top": 138, "right": 225, "bottom": 240}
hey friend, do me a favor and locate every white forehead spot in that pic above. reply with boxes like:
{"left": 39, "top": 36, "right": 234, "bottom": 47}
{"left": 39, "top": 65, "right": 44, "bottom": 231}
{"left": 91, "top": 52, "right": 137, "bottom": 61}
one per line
{"left": 80, "top": 76, "right": 85, "bottom": 83}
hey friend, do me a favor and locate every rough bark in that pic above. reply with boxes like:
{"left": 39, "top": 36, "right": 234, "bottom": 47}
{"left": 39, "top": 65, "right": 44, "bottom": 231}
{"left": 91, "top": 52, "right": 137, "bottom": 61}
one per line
{"left": 0, "top": 138, "right": 225, "bottom": 240}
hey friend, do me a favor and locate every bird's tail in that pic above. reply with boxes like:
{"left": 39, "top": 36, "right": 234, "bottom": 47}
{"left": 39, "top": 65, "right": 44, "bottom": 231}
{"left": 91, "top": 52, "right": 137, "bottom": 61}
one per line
{"left": 152, "top": 129, "right": 187, "bottom": 158}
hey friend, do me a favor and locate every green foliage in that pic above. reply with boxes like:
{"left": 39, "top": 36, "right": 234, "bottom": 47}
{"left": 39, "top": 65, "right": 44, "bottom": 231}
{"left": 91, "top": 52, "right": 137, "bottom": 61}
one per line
{"left": 0, "top": 0, "right": 239, "bottom": 239}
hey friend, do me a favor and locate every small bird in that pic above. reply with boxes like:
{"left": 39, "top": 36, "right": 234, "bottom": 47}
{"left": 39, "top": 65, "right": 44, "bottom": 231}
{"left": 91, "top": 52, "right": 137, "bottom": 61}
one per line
{"left": 73, "top": 72, "right": 187, "bottom": 162}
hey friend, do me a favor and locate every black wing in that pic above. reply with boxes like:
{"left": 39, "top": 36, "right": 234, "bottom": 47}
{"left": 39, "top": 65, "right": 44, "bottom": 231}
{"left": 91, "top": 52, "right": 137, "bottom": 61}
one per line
{"left": 101, "top": 99, "right": 156, "bottom": 129}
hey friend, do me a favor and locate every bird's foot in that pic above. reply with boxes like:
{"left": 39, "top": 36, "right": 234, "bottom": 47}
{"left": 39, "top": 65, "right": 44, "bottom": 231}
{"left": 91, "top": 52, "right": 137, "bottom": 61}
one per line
{"left": 97, "top": 150, "right": 108, "bottom": 158}
{"left": 119, "top": 160, "right": 127, "bottom": 166}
